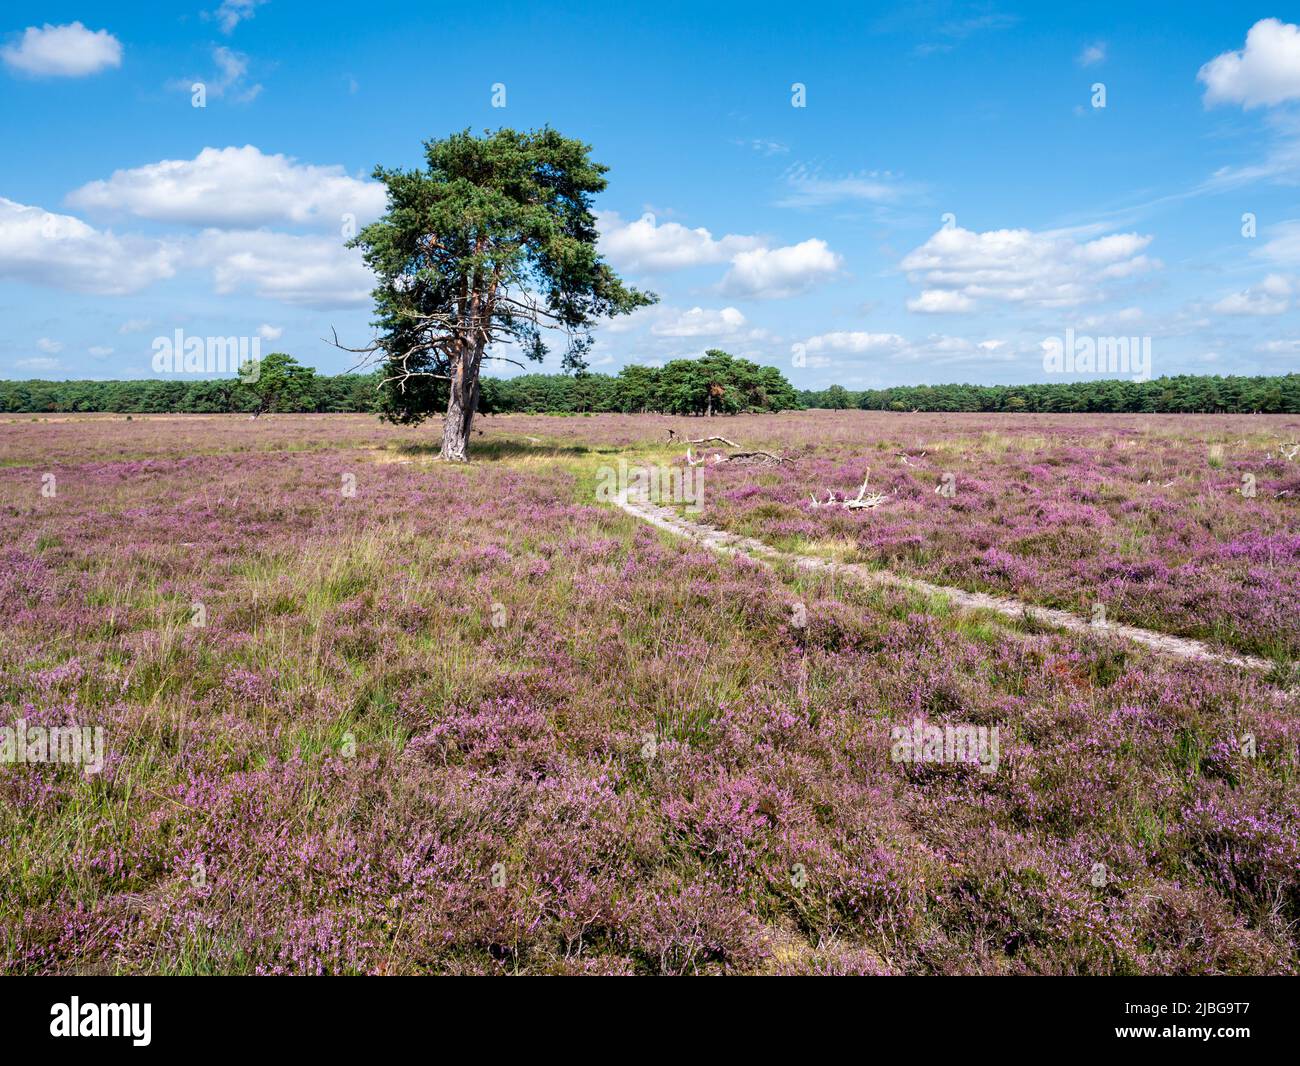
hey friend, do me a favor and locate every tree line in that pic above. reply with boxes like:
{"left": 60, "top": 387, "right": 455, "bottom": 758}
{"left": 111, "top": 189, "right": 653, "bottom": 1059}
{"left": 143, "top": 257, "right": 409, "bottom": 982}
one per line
{"left": 3, "top": 366, "right": 1297, "bottom": 416}
{"left": 1, "top": 350, "right": 801, "bottom": 416}
{"left": 799, "top": 374, "right": 1300, "bottom": 414}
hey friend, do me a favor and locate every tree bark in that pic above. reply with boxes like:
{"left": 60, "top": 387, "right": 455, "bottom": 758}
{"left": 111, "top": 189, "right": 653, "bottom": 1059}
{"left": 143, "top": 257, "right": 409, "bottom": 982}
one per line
{"left": 440, "top": 342, "right": 482, "bottom": 461}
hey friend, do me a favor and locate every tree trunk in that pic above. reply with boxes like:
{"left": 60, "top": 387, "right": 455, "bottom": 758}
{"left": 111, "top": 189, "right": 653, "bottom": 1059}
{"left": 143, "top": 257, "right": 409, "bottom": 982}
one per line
{"left": 440, "top": 345, "right": 482, "bottom": 462}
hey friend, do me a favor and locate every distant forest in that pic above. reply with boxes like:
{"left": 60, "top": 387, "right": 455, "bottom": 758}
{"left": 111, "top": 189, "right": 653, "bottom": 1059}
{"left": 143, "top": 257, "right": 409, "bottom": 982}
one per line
{"left": 2, "top": 358, "right": 1297, "bottom": 416}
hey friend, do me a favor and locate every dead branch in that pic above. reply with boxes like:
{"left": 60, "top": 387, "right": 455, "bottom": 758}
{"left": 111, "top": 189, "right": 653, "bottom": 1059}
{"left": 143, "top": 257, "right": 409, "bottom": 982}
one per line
{"left": 687, "top": 435, "right": 741, "bottom": 448}
{"left": 809, "top": 468, "right": 890, "bottom": 510}
{"left": 717, "top": 450, "right": 790, "bottom": 465}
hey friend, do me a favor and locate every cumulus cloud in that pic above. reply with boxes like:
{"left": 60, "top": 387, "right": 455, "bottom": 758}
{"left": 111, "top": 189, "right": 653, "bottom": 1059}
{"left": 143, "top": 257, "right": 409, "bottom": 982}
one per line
{"left": 603, "top": 303, "right": 761, "bottom": 344}
{"left": 597, "top": 211, "right": 761, "bottom": 272}
{"left": 649, "top": 306, "right": 748, "bottom": 337}
{"left": 599, "top": 211, "right": 842, "bottom": 298}
{"left": 36, "top": 337, "right": 64, "bottom": 354}
{"left": 798, "top": 331, "right": 906, "bottom": 356}
{"left": 257, "top": 323, "right": 283, "bottom": 341}
{"left": 1199, "top": 19, "right": 1300, "bottom": 109}
{"left": 0, "top": 197, "right": 177, "bottom": 295}
{"left": 793, "top": 331, "right": 904, "bottom": 365}
{"left": 722, "top": 239, "right": 842, "bottom": 299}
{"left": 194, "top": 229, "right": 373, "bottom": 308}
{"left": 15, "top": 356, "right": 60, "bottom": 371}
{"left": 1, "top": 22, "right": 122, "bottom": 77}
{"left": 1211, "top": 274, "right": 1292, "bottom": 315}
{"left": 0, "top": 195, "right": 370, "bottom": 308}
{"left": 68, "top": 145, "right": 385, "bottom": 229}
{"left": 907, "top": 289, "right": 974, "bottom": 313}
{"left": 793, "top": 330, "right": 1015, "bottom": 369}
{"left": 900, "top": 224, "right": 1158, "bottom": 310}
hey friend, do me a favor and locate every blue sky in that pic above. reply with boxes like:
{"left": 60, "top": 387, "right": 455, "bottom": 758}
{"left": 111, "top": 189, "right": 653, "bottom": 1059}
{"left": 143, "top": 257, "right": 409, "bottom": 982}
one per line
{"left": 1, "top": 1, "right": 1298, "bottom": 388}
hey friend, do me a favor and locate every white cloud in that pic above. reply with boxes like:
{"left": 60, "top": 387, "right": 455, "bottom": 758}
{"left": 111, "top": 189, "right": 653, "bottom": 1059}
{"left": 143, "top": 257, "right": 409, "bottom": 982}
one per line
{"left": 907, "top": 289, "right": 974, "bottom": 313}
{"left": 599, "top": 211, "right": 843, "bottom": 298}
{"left": 752, "top": 139, "right": 789, "bottom": 156}
{"left": 257, "top": 323, "right": 284, "bottom": 341}
{"left": 722, "top": 238, "right": 842, "bottom": 299}
{"left": 797, "top": 331, "right": 906, "bottom": 355}
{"left": 776, "top": 165, "right": 906, "bottom": 208}
{"left": 37, "top": 337, "right": 64, "bottom": 354}
{"left": 88, "top": 345, "right": 114, "bottom": 357}
{"left": 171, "top": 46, "right": 261, "bottom": 103}
{"left": 1077, "top": 43, "right": 1106, "bottom": 67}
{"left": 649, "top": 306, "right": 748, "bottom": 337}
{"left": 597, "top": 211, "right": 761, "bottom": 272}
{"left": 1257, "top": 339, "right": 1300, "bottom": 354}
{"left": 1211, "top": 274, "right": 1292, "bottom": 315}
{"left": 1, "top": 22, "right": 122, "bottom": 77}
{"left": 1259, "top": 219, "right": 1300, "bottom": 263}
{"left": 793, "top": 330, "right": 1016, "bottom": 369}
{"left": 0, "top": 197, "right": 177, "bottom": 295}
{"left": 603, "top": 303, "right": 763, "bottom": 345}
{"left": 119, "top": 318, "right": 152, "bottom": 334}
{"left": 69, "top": 146, "right": 384, "bottom": 229}
{"left": 0, "top": 195, "right": 370, "bottom": 308}
{"left": 210, "top": 1, "right": 268, "bottom": 34}
{"left": 15, "top": 356, "right": 60, "bottom": 371}
{"left": 1199, "top": 19, "right": 1300, "bottom": 109}
{"left": 195, "top": 229, "right": 373, "bottom": 308}
{"left": 900, "top": 224, "right": 1158, "bottom": 309}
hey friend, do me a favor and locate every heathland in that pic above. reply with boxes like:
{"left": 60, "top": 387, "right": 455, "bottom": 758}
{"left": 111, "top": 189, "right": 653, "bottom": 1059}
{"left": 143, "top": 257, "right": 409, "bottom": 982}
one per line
{"left": 1, "top": 410, "right": 1297, "bottom": 974}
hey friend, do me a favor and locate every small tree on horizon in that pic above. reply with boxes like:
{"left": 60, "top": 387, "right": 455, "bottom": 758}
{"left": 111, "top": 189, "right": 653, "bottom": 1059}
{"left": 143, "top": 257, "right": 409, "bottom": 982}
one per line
{"left": 244, "top": 352, "right": 314, "bottom": 417}
{"left": 344, "top": 127, "right": 655, "bottom": 460}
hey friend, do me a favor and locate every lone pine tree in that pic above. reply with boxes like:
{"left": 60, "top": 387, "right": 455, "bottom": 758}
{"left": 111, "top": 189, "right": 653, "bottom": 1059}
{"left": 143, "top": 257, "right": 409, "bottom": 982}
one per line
{"left": 348, "top": 127, "right": 654, "bottom": 460}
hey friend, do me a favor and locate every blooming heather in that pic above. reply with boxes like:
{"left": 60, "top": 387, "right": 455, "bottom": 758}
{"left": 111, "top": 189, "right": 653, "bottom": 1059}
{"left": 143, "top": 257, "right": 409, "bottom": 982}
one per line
{"left": 0, "top": 411, "right": 1296, "bottom": 974}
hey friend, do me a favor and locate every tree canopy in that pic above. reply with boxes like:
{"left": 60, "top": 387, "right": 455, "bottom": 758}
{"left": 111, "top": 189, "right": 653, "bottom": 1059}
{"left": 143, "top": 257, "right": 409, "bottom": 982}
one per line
{"left": 347, "top": 127, "right": 654, "bottom": 458}
{"left": 5, "top": 370, "right": 1297, "bottom": 416}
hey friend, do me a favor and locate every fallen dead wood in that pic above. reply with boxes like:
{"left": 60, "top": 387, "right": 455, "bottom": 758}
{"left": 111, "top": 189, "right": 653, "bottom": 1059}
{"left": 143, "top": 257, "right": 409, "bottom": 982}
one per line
{"left": 680, "top": 434, "right": 791, "bottom": 465}
{"left": 717, "top": 449, "right": 790, "bottom": 465}
{"left": 809, "top": 469, "right": 890, "bottom": 510}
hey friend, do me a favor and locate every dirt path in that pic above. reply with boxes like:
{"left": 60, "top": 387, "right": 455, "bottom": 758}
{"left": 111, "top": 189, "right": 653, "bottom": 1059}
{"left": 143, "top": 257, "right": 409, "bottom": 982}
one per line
{"left": 613, "top": 492, "right": 1275, "bottom": 675}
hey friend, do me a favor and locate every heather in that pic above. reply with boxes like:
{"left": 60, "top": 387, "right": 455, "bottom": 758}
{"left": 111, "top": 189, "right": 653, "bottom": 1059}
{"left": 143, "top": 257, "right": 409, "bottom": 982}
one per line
{"left": 1, "top": 412, "right": 1297, "bottom": 974}
{"left": 686, "top": 411, "right": 1300, "bottom": 661}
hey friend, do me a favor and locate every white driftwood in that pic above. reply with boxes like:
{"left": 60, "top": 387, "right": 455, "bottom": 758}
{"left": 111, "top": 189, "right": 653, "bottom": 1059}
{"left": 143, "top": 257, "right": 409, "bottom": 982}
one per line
{"left": 809, "top": 469, "right": 889, "bottom": 510}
